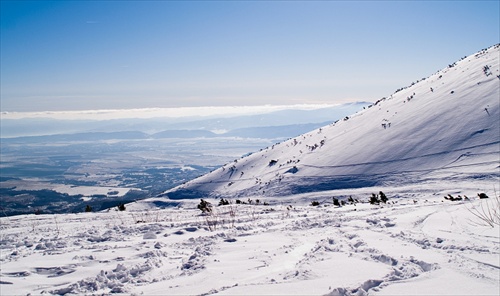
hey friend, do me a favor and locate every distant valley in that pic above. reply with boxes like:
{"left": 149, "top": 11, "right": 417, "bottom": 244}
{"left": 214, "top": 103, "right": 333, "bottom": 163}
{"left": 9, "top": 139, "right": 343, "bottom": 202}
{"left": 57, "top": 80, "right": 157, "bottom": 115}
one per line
{"left": 0, "top": 103, "right": 368, "bottom": 216}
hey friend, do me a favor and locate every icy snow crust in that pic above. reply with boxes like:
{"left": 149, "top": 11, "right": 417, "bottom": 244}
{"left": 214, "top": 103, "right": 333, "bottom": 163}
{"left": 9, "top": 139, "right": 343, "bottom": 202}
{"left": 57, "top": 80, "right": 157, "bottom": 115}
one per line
{"left": 162, "top": 44, "right": 500, "bottom": 200}
{"left": 1, "top": 45, "right": 499, "bottom": 295}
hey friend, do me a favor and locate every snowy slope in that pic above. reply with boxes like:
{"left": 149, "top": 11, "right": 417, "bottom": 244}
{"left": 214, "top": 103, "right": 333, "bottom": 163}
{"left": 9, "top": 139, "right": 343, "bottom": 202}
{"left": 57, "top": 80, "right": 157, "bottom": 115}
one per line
{"left": 161, "top": 44, "right": 500, "bottom": 200}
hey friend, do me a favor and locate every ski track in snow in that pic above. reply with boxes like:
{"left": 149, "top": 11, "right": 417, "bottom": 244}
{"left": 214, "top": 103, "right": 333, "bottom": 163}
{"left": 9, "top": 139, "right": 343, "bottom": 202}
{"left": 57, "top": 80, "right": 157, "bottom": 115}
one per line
{"left": 1, "top": 192, "right": 499, "bottom": 295}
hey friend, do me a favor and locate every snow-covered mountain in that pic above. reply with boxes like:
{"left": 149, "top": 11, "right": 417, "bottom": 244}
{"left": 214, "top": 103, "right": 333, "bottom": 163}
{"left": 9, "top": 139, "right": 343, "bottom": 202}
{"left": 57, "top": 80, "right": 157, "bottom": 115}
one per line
{"left": 1, "top": 45, "right": 499, "bottom": 296}
{"left": 160, "top": 44, "right": 500, "bottom": 200}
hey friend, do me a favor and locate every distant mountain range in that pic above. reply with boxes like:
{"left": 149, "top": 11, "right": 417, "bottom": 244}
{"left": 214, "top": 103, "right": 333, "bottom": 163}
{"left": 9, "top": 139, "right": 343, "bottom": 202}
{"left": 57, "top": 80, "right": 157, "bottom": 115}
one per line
{"left": 1, "top": 103, "right": 368, "bottom": 141}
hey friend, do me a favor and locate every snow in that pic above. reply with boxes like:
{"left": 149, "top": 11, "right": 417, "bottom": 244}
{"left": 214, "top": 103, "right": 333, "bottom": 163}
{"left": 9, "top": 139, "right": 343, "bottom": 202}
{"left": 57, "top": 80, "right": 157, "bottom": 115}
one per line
{"left": 161, "top": 44, "right": 500, "bottom": 200}
{"left": 1, "top": 45, "right": 499, "bottom": 295}
{"left": 181, "top": 166, "right": 197, "bottom": 171}
{"left": 0, "top": 192, "right": 498, "bottom": 295}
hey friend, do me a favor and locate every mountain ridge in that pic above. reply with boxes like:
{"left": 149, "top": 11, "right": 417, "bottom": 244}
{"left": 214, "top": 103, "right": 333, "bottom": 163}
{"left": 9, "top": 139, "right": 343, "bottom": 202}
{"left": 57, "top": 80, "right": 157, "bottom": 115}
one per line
{"left": 158, "top": 44, "right": 500, "bottom": 200}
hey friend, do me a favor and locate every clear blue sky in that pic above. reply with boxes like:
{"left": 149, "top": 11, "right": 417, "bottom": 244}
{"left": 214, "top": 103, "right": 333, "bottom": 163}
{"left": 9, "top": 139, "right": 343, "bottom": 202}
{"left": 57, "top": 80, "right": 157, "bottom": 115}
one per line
{"left": 1, "top": 1, "right": 499, "bottom": 112}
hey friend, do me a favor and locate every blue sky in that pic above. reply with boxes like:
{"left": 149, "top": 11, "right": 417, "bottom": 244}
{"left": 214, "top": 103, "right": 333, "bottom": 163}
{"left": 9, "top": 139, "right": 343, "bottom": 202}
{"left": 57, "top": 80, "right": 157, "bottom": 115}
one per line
{"left": 1, "top": 1, "right": 499, "bottom": 112}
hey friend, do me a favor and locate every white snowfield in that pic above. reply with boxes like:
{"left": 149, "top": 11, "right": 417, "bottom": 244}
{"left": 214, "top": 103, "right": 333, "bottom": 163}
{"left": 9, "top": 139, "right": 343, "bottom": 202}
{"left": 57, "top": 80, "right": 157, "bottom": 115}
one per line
{"left": 1, "top": 44, "right": 499, "bottom": 295}
{"left": 0, "top": 190, "right": 499, "bottom": 295}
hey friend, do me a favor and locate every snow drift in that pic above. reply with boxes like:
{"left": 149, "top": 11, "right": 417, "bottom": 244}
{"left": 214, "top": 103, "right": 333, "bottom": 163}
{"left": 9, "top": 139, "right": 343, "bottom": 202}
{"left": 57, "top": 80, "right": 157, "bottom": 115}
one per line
{"left": 161, "top": 44, "right": 500, "bottom": 200}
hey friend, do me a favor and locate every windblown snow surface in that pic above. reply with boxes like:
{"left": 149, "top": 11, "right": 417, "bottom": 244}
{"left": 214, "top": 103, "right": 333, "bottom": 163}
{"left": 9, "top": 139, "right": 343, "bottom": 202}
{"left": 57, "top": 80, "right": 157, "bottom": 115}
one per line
{"left": 1, "top": 45, "right": 499, "bottom": 296}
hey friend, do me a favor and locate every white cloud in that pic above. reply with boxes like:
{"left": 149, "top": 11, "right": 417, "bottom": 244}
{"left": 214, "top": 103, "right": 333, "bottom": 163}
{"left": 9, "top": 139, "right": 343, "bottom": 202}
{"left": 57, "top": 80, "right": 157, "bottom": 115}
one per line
{"left": 0, "top": 104, "right": 340, "bottom": 121}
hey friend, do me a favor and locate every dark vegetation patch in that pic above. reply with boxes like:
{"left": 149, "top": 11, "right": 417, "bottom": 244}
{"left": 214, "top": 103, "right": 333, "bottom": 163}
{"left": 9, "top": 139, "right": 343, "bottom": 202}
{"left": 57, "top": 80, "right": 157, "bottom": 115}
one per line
{"left": 0, "top": 187, "right": 147, "bottom": 216}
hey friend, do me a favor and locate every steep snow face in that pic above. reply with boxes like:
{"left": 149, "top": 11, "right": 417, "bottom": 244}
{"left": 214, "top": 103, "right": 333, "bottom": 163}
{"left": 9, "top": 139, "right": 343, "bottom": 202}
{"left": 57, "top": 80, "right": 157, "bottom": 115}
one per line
{"left": 164, "top": 45, "right": 500, "bottom": 199}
